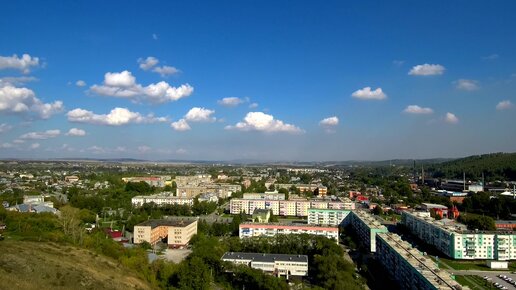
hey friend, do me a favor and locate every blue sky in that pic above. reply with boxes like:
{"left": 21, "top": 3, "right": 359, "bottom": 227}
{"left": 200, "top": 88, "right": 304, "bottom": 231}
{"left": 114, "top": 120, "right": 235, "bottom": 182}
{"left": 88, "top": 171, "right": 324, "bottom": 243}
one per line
{"left": 1, "top": 1, "right": 515, "bottom": 161}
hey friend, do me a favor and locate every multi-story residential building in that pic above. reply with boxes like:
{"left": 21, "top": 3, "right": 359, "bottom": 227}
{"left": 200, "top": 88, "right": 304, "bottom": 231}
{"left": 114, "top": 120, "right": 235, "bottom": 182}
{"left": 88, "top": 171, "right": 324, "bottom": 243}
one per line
{"left": 176, "top": 183, "right": 241, "bottom": 198}
{"left": 376, "top": 233, "right": 461, "bottom": 290}
{"left": 348, "top": 210, "right": 388, "bottom": 252}
{"left": 230, "top": 197, "right": 354, "bottom": 217}
{"left": 221, "top": 252, "right": 308, "bottom": 278}
{"left": 131, "top": 193, "right": 194, "bottom": 207}
{"left": 239, "top": 223, "right": 339, "bottom": 241}
{"left": 308, "top": 208, "right": 351, "bottom": 226}
{"left": 122, "top": 176, "right": 168, "bottom": 187}
{"left": 133, "top": 219, "right": 198, "bottom": 247}
{"left": 401, "top": 211, "right": 516, "bottom": 260}
{"left": 174, "top": 175, "right": 211, "bottom": 186}
{"left": 243, "top": 191, "right": 285, "bottom": 200}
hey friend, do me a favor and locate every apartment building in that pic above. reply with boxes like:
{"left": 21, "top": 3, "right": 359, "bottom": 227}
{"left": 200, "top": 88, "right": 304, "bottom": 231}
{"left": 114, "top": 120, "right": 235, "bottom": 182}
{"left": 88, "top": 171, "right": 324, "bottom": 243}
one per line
{"left": 243, "top": 191, "right": 285, "bottom": 200}
{"left": 122, "top": 176, "right": 168, "bottom": 187}
{"left": 230, "top": 197, "right": 354, "bottom": 217}
{"left": 174, "top": 175, "right": 211, "bottom": 186}
{"left": 177, "top": 183, "right": 241, "bottom": 198}
{"left": 221, "top": 252, "right": 308, "bottom": 278}
{"left": 131, "top": 193, "right": 193, "bottom": 207}
{"left": 401, "top": 211, "right": 516, "bottom": 260}
{"left": 133, "top": 219, "right": 198, "bottom": 247}
{"left": 308, "top": 208, "right": 351, "bottom": 226}
{"left": 376, "top": 233, "right": 462, "bottom": 290}
{"left": 348, "top": 210, "right": 388, "bottom": 252}
{"left": 239, "top": 223, "right": 339, "bottom": 241}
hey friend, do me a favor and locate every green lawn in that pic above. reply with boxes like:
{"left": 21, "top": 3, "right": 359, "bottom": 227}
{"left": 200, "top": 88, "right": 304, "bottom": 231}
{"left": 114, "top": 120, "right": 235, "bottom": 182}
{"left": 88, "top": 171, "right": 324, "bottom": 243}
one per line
{"left": 432, "top": 256, "right": 516, "bottom": 271}
{"left": 455, "top": 275, "right": 498, "bottom": 290}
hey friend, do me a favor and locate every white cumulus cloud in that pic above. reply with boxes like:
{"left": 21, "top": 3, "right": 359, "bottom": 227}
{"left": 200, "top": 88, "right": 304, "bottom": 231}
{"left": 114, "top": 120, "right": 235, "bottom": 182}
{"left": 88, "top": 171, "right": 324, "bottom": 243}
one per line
{"left": 496, "top": 100, "right": 513, "bottom": 110}
{"left": 0, "top": 54, "right": 40, "bottom": 74}
{"left": 90, "top": 70, "right": 192, "bottom": 104}
{"left": 0, "top": 123, "right": 13, "bottom": 133}
{"left": 138, "top": 57, "right": 159, "bottom": 71}
{"left": 351, "top": 87, "right": 387, "bottom": 100}
{"left": 138, "top": 57, "right": 180, "bottom": 77}
{"left": 218, "top": 97, "right": 245, "bottom": 107}
{"left": 444, "top": 112, "right": 459, "bottom": 124}
{"left": 319, "top": 116, "right": 339, "bottom": 126}
{"left": 408, "top": 64, "right": 445, "bottom": 76}
{"left": 67, "top": 107, "right": 167, "bottom": 126}
{"left": 171, "top": 119, "right": 191, "bottom": 131}
{"left": 66, "top": 128, "right": 86, "bottom": 136}
{"left": 225, "top": 112, "right": 303, "bottom": 134}
{"left": 75, "top": 80, "right": 86, "bottom": 87}
{"left": 0, "top": 85, "right": 63, "bottom": 119}
{"left": 19, "top": 129, "right": 61, "bottom": 140}
{"left": 403, "top": 105, "right": 434, "bottom": 114}
{"left": 0, "top": 143, "right": 14, "bottom": 149}
{"left": 455, "top": 79, "right": 479, "bottom": 91}
{"left": 184, "top": 107, "right": 216, "bottom": 122}
{"left": 29, "top": 143, "right": 40, "bottom": 149}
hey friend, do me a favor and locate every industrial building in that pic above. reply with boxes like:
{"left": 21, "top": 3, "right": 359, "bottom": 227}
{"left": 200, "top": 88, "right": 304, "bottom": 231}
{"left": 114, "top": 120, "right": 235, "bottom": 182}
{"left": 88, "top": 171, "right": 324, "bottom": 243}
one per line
{"left": 401, "top": 211, "right": 516, "bottom": 260}
{"left": 376, "top": 233, "right": 462, "bottom": 290}
{"left": 133, "top": 219, "right": 198, "bottom": 247}
{"left": 239, "top": 223, "right": 339, "bottom": 241}
{"left": 221, "top": 252, "right": 308, "bottom": 278}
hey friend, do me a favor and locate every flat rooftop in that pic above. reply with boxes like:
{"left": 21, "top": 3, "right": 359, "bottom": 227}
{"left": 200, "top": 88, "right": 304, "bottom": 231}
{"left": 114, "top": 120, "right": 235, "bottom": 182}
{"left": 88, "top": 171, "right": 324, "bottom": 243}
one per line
{"left": 136, "top": 219, "right": 197, "bottom": 229}
{"left": 404, "top": 211, "right": 515, "bottom": 235}
{"left": 222, "top": 252, "right": 308, "bottom": 263}
{"left": 378, "top": 233, "right": 460, "bottom": 290}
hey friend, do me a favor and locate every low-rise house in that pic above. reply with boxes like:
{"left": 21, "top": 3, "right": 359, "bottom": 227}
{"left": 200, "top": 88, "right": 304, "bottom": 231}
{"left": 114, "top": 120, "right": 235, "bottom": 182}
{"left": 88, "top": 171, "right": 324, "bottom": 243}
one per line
{"left": 222, "top": 252, "right": 308, "bottom": 278}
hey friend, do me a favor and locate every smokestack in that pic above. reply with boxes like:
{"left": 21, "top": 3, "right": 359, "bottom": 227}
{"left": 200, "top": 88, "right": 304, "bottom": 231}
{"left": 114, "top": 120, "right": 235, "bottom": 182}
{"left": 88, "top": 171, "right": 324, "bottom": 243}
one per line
{"left": 421, "top": 165, "right": 424, "bottom": 185}
{"left": 463, "top": 172, "right": 466, "bottom": 191}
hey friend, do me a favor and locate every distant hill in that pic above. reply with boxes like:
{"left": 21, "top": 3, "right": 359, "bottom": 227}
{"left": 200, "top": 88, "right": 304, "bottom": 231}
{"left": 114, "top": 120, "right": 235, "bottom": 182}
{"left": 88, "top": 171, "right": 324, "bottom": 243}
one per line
{"left": 0, "top": 240, "right": 154, "bottom": 290}
{"left": 427, "top": 152, "right": 516, "bottom": 181}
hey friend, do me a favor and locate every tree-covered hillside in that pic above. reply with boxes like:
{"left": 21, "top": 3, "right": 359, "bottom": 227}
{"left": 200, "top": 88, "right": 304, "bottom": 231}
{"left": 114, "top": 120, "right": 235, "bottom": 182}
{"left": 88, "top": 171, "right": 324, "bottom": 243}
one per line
{"left": 428, "top": 152, "right": 516, "bottom": 181}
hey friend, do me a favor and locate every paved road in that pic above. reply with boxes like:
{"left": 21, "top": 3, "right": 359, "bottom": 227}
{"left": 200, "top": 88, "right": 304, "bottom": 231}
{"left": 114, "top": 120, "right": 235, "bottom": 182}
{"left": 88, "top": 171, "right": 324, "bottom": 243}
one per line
{"left": 450, "top": 271, "right": 516, "bottom": 289}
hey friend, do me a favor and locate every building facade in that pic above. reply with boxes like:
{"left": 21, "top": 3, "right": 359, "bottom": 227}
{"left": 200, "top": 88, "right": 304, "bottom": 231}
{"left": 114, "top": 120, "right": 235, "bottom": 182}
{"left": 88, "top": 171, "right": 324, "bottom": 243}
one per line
{"left": 308, "top": 208, "right": 351, "bottom": 226}
{"left": 134, "top": 219, "right": 198, "bottom": 247}
{"left": 401, "top": 211, "right": 516, "bottom": 260}
{"left": 376, "top": 233, "right": 461, "bottom": 290}
{"left": 239, "top": 223, "right": 339, "bottom": 241}
{"left": 221, "top": 252, "right": 308, "bottom": 278}
{"left": 230, "top": 197, "right": 354, "bottom": 217}
{"left": 131, "top": 193, "right": 194, "bottom": 207}
{"left": 348, "top": 210, "right": 388, "bottom": 252}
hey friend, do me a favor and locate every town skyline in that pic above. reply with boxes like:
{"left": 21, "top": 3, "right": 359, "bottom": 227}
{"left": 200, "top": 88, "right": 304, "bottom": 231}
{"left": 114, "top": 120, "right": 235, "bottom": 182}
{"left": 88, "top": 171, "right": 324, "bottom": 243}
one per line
{"left": 1, "top": 1, "right": 516, "bottom": 161}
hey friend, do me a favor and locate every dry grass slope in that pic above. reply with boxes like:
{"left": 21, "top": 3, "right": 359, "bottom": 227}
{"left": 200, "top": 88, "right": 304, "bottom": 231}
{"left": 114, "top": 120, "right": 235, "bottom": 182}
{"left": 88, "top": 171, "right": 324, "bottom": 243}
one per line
{"left": 0, "top": 240, "right": 154, "bottom": 290}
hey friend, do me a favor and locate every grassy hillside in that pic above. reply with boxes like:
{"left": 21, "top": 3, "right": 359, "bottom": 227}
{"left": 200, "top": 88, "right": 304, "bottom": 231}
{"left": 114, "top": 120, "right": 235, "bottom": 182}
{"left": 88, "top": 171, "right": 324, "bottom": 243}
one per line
{"left": 428, "top": 152, "right": 516, "bottom": 181}
{"left": 0, "top": 239, "right": 154, "bottom": 290}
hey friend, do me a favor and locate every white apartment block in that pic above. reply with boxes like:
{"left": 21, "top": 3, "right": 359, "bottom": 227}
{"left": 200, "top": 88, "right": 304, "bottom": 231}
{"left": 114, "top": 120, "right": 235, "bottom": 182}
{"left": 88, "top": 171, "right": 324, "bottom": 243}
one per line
{"left": 376, "top": 233, "right": 462, "bottom": 290}
{"left": 131, "top": 193, "right": 194, "bottom": 207}
{"left": 349, "top": 210, "right": 388, "bottom": 252}
{"left": 401, "top": 211, "right": 516, "bottom": 260}
{"left": 308, "top": 208, "right": 351, "bottom": 226}
{"left": 222, "top": 252, "right": 308, "bottom": 278}
{"left": 230, "top": 197, "right": 354, "bottom": 217}
{"left": 239, "top": 223, "right": 339, "bottom": 241}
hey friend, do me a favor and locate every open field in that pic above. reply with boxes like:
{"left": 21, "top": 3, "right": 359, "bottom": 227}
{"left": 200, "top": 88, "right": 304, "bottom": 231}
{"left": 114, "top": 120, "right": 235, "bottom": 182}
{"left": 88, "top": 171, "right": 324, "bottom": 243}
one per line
{"left": 0, "top": 239, "right": 154, "bottom": 290}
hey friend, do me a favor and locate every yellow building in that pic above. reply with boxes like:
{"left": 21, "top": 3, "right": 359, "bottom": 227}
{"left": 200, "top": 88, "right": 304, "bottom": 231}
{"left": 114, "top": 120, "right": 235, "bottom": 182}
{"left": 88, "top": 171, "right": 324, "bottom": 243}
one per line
{"left": 134, "top": 219, "right": 198, "bottom": 247}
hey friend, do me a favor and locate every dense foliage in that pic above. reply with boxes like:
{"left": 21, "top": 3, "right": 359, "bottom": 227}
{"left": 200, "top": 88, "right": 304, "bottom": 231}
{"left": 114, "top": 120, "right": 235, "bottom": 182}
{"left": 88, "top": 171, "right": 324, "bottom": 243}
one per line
{"left": 428, "top": 152, "right": 516, "bottom": 181}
